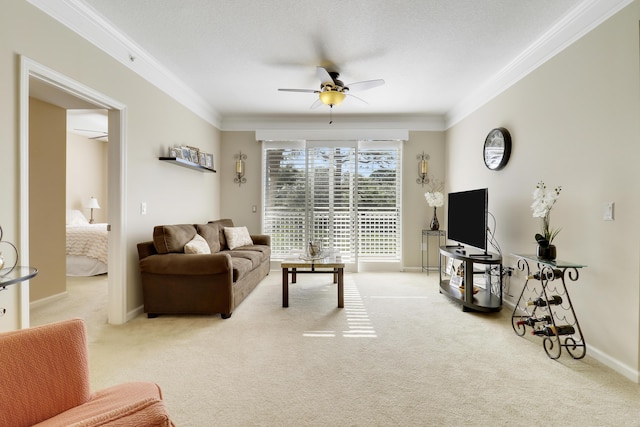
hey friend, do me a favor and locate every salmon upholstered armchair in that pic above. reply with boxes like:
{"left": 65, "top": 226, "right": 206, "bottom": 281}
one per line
{"left": 0, "top": 318, "right": 174, "bottom": 427}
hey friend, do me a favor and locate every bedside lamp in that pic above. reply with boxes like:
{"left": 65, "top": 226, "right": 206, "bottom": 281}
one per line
{"left": 86, "top": 197, "right": 100, "bottom": 224}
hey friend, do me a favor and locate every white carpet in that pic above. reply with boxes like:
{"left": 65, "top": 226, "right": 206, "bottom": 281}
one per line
{"left": 31, "top": 272, "right": 640, "bottom": 426}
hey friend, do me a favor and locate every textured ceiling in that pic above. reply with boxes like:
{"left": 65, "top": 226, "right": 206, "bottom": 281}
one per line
{"left": 59, "top": 1, "right": 597, "bottom": 126}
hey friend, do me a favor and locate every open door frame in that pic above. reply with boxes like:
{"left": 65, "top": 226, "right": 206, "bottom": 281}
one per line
{"left": 19, "top": 56, "right": 128, "bottom": 326}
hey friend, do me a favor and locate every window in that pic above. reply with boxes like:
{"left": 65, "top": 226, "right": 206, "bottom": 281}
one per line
{"left": 263, "top": 140, "right": 402, "bottom": 264}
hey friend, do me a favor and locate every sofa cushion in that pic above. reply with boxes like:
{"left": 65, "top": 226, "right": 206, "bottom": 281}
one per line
{"left": 232, "top": 245, "right": 271, "bottom": 262}
{"left": 208, "top": 219, "right": 234, "bottom": 249}
{"left": 224, "top": 226, "right": 253, "bottom": 250}
{"left": 227, "top": 250, "right": 263, "bottom": 269}
{"left": 229, "top": 256, "right": 253, "bottom": 282}
{"left": 184, "top": 234, "right": 211, "bottom": 254}
{"left": 196, "top": 223, "right": 221, "bottom": 253}
{"left": 153, "top": 224, "right": 197, "bottom": 254}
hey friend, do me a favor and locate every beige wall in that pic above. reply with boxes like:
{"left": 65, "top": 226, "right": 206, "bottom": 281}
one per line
{"left": 28, "top": 98, "right": 66, "bottom": 303}
{"left": 1, "top": 0, "right": 220, "bottom": 328}
{"left": 219, "top": 131, "right": 262, "bottom": 233}
{"left": 67, "top": 132, "right": 108, "bottom": 224}
{"left": 445, "top": 2, "right": 640, "bottom": 378}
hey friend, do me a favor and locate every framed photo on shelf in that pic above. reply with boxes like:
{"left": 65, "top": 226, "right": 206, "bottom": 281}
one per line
{"left": 206, "top": 153, "right": 214, "bottom": 169}
{"left": 181, "top": 147, "right": 191, "bottom": 161}
{"left": 199, "top": 152, "right": 207, "bottom": 166}
{"left": 169, "top": 147, "right": 178, "bottom": 158}
{"left": 189, "top": 148, "right": 199, "bottom": 164}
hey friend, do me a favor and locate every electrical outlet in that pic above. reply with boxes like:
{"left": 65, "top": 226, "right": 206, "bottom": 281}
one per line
{"left": 140, "top": 202, "right": 147, "bottom": 215}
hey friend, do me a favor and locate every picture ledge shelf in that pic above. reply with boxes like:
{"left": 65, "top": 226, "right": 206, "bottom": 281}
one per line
{"left": 159, "top": 157, "right": 216, "bottom": 173}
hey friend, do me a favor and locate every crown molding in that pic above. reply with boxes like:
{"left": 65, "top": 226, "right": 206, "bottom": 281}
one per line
{"left": 445, "top": 0, "right": 634, "bottom": 129}
{"left": 27, "top": 0, "right": 221, "bottom": 128}
{"left": 220, "top": 113, "right": 446, "bottom": 132}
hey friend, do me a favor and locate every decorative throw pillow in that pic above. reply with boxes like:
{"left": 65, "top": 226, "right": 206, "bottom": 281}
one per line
{"left": 223, "top": 226, "right": 253, "bottom": 250}
{"left": 66, "top": 209, "right": 89, "bottom": 225}
{"left": 184, "top": 233, "right": 211, "bottom": 254}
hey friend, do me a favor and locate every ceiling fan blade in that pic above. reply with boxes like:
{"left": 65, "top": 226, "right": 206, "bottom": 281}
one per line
{"left": 316, "top": 66, "right": 334, "bottom": 86}
{"left": 346, "top": 93, "right": 369, "bottom": 105}
{"left": 278, "top": 88, "right": 319, "bottom": 93}
{"left": 310, "top": 98, "right": 323, "bottom": 109}
{"left": 345, "top": 79, "right": 385, "bottom": 92}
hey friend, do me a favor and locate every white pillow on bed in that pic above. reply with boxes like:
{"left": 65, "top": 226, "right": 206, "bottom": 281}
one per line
{"left": 184, "top": 233, "right": 211, "bottom": 254}
{"left": 66, "top": 209, "right": 89, "bottom": 225}
{"left": 224, "top": 226, "right": 253, "bottom": 250}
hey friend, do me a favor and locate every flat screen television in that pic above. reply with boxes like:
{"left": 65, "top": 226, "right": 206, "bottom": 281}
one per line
{"left": 447, "top": 188, "right": 488, "bottom": 253}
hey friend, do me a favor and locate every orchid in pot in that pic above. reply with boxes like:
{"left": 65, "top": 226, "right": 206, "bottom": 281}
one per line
{"left": 424, "top": 180, "right": 444, "bottom": 231}
{"left": 531, "top": 181, "right": 562, "bottom": 260}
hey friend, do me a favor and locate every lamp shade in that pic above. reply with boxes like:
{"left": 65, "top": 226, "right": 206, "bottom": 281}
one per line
{"left": 319, "top": 90, "right": 345, "bottom": 106}
{"left": 86, "top": 197, "right": 100, "bottom": 209}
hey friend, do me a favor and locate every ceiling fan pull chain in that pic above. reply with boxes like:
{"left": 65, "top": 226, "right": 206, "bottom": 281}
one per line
{"left": 329, "top": 105, "right": 333, "bottom": 124}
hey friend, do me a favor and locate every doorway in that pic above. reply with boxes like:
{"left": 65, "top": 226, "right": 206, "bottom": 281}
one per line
{"left": 19, "top": 56, "right": 127, "bottom": 327}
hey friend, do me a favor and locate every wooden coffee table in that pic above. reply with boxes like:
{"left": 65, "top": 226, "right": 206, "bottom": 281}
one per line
{"left": 281, "top": 250, "right": 344, "bottom": 308}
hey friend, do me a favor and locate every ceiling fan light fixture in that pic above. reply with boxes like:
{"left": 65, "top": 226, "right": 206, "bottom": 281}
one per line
{"left": 319, "top": 90, "right": 345, "bottom": 106}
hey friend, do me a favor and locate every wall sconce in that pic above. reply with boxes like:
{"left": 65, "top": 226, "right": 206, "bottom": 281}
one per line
{"left": 416, "top": 152, "right": 430, "bottom": 186}
{"left": 85, "top": 197, "right": 100, "bottom": 224}
{"left": 234, "top": 152, "right": 247, "bottom": 186}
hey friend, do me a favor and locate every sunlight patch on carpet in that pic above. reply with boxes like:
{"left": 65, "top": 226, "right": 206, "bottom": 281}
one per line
{"left": 302, "top": 279, "right": 377, "bottom": 338}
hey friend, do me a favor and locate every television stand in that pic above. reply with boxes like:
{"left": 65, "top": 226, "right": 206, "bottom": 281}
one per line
{"left": 438, "top": 246, "right": 502, "bottom": 312}
{"left": 469, "top": 252, "right": 493, "bottom": 258}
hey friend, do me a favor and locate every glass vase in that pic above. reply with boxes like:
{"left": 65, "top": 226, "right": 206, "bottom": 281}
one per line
{"left": 430, "top": 207, "right": 440, "bottom": 231}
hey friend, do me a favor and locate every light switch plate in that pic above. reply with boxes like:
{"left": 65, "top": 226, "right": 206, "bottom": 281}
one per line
{"left": 604, "top": 202, "right": 614, "bottom": 221}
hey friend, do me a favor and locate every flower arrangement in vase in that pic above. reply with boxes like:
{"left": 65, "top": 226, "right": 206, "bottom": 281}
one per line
{"left": 531, "top": 181, "right": 562, "bottom": 260}
{"left": 424, "top": 179, "right": 444, "bottom": 231}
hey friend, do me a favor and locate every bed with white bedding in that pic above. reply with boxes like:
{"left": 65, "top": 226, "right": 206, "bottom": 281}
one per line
{"left": 66, "top": 210, "right": 108, "bottom": 276}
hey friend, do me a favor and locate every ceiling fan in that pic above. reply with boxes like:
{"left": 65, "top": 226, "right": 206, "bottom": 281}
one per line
{"left": 73, "top": 128, "right": 109, "bottom": 141}
{"left": 278, "top": 66, "right": 385, "bottom": 119}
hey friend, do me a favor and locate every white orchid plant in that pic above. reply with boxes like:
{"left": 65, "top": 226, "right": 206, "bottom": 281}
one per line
{"left": 531, "top": 181, "right": 562, "bottom": 247}
{"left": 424, "top": 179, "right": 444, "bottom": 207}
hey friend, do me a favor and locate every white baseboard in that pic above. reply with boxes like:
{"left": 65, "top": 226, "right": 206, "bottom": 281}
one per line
{"left": 126, "top": 305, "right": 145, "bottom": 322}
{"left": 30, "top": 291, "right": 68, "bottom": 309}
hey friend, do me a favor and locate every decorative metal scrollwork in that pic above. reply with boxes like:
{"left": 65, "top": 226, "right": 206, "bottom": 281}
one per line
{"left": 0, "top": 225, "right": 19, "bottom": 277}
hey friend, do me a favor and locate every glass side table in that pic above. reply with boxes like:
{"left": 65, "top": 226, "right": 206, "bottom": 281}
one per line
{"left": 422, "top": 230, "right": 446, "bottom": 275}
{"left": 511, "top": 254, "right": 586, "bottom": 359}
{"left": 1, "top": 266, "right": 38, "bottom": 317}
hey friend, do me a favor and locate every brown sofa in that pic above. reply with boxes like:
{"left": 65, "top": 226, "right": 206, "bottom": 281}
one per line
{"left": 137, "top": 219, "right": 270, "bottom": 319}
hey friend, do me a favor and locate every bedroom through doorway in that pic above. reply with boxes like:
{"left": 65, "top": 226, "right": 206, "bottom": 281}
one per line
{"left": 23, "top": 57, "right": 127, "bottom": 328}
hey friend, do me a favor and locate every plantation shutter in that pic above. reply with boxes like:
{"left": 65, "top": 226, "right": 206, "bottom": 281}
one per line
{"left": 263, "top": 140, "right": 401, "bottom": 264}
{"left": 357, "top": 141, "right": 402, "bottom": 261}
